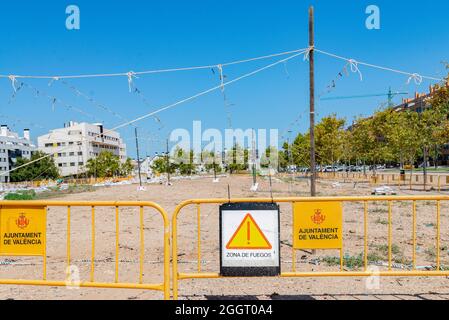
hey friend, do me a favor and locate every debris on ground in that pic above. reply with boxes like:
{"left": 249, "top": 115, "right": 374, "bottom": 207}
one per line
{"left": 371, "top": 186, "right": 397, "bottom": 195}
{"left": 332, "top": 182, "right": 342, "bottom": 188}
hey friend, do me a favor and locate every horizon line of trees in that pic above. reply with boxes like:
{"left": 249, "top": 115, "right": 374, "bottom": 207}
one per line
{"left": 9, "top": 151, "right": 134, "bottom": 183}
{"left": 282, "top": 79, "right": 449, "bottom": 174}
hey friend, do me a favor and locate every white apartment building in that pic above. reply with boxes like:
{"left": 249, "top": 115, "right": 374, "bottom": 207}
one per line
{"left": 38, "top": 122, "right": 127, "bottom": 177}
{"left": 0, "top": 126, "right": 37, "bottom": 183}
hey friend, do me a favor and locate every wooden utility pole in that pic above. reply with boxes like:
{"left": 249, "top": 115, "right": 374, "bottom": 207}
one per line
{"left": 251, "top": 129, "right": 257, "bottom": 186}
{"left": 423, "top": 147, "right": 427, "bottom": 191}
{"left": 309, "top": 6, "right": 316, "bottom": 196}
{"left": 213, "top": 159, "right": 217, "bottom": 180}
{"left": 135, "top": 128, "right": 143, "bottom": 187}
{"left": 166, "top": 139, "right": 171, "bottom": 185}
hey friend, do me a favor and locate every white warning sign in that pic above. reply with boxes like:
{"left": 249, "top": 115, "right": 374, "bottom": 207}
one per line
{"left": 220, "top": 203, "right": 280, "bottom": 276}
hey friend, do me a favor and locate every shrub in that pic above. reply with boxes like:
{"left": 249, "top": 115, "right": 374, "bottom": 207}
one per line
{"left": 4, "top": 190, "right": 36, "bottom": 200}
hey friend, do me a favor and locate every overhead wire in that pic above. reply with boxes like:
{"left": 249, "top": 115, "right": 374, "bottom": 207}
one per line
{"left": 1, "top": 45, "right": 445, "bottom": 178}
{"left": 0, "top": 48, "right": 308, "bottom": 80}
{"left": 0, "top": 49, "right": 309, "bottom": 178}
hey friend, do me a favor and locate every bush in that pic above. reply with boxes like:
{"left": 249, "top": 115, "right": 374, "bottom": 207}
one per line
{"left": 4, "top": 190, "right": 36, "bottom": 200}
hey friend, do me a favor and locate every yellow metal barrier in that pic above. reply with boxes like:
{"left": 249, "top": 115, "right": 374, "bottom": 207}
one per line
{"left": 0, "top": 201, "right": 170, "bottom": 299}
{"left": 172, "top": 196, "right": 449, "bottom": 300}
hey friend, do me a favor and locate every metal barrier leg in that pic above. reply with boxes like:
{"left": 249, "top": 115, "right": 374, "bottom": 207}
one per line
{"left": 162, "top": 206, "right": 171, "bottom": 300}
{"left": 172, "top": 214, "right": 179, "bottom": 300}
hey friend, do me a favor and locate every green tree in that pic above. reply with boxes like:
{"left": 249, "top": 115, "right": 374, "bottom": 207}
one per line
{"left": 86, "top": 151, "right": 121, "bottom": 178}
{"left": 150, "top": 155, "right": 176, "bottom": 175}
{"left": 290, "top": 133, "right": 310, "bottom": 168}
{"left": 173, "top": 147, "right": 196, "bottom": 175}
{"left": 385, "top": 110, "right": 420, "bottom": 183}
{"left": 10, "top": 151, "right": 59, "bottom": 182}
{"left": 340, "top": 129, "right": 352, "bottom": 168}
{"left": 119, "top": 158, "right": 134, "bottom": 176}
{"left": 425, "top": 78, "right": 449, "bottom": 168}
{"left": 201, "top": 151, "right": 222, "bottom": 174}
{"left": 384, "top": 110, "right": 410, "bottom": 168}
{"left": 315, "top": 115, "right": 346, "bottom": 168}
{"left": 260, "top": 146, "right": 279, "bottom": 169}
{"left": 428, "top": 74, "right": 449, "bottom": 111}
{"left": 278, "top": 149, "right": 288, "bottom": 171}
{"left": 369, "top": 110, "right": 395, "bottom": 169}
{"left": 349, "top": 116, "right": 376, "bottom": 174}
{"left": 225, "top": 144, "right": 248, "bottom": 173}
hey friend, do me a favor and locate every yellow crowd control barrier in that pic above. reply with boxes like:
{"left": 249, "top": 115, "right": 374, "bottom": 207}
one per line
{"left": 172, "top": 196, "right": 449, "bottom": 300}
{"left": 0, "top": 201, "right": 170, "bottom": 300}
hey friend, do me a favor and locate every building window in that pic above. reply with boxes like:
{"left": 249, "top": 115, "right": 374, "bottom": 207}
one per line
{"left": 70, "top": 162, "right": 76, "bottom": 167}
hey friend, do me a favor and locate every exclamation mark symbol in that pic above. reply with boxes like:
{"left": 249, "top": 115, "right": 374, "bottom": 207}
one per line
{"left": 247, "top": 221, "right": 251, "bottom": 245}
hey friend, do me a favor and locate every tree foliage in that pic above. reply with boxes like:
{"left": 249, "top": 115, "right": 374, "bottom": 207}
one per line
{"left": 120, "top": 158, "right": 134, "bottom": 176}
{"left": 315, "top": 114, "right": 346, "bottom": 166}
{"left": 150, "top": 156, "right": 176, "bottom": 175}
{"left": 173, "top": 147, "right": 196, "bottom": 175}
{"left": 278, "top": 79, "right": 449, "bottom": 172}
{"left": 225, "top": 144, "right": 249, "bottom": 173}
{"left": 86, "top": 151, "right": 131, "bottom": 178}
{"left": 10, "top": 151, "right": 59, "bottom": 182}
{"left": 201, "top": 151, "right": 223, "bottom": 173}
{"left": 260, "top": 146, "right": 279, "bottom": 168}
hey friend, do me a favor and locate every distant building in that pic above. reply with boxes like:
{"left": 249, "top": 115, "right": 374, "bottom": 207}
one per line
{"left": 134, "top": 154, "right": 165, "bottom": 179}
{"left": 37, "top": 121, "right": 127, "bottom": 177}
{"left": 392, "top": 89, "right": 435, "bottom": 114}
{"left": 0, "top": 126, "right": 37, "bottom": 183}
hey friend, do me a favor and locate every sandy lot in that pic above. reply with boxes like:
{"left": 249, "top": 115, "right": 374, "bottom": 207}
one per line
{"left": 1, "top": 174, "right": 449, "bottom": 300}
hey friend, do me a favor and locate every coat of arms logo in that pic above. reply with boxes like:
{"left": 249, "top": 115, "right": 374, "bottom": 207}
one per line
{"left": 311, "top": 209, "right": 326, "bottom": 225}
{"left": 16, "top": 213, "right": 30, "bottom": 229}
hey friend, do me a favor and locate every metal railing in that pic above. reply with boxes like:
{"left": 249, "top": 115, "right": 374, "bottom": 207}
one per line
{"left": 0, "top": 201, "right": 170, "bottom": 299}
{"left": 2, "top": 196, "right": 449, "bottom": 299}
{"left": 172, "top": 196, "right": 449, "bottom": 300}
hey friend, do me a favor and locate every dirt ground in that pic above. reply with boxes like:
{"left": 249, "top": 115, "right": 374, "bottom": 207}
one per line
{"left": 2, "top": 174, "right": 449, "bottom": 300}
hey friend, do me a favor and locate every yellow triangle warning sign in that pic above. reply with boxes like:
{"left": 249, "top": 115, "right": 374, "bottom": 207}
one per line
{"left": 226, "top": 214, "right": 272, "bottom": 250}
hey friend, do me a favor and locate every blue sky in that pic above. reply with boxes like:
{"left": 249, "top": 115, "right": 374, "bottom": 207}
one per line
{"left": 0, "top": 0, "right": 448, "bottom": 158}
